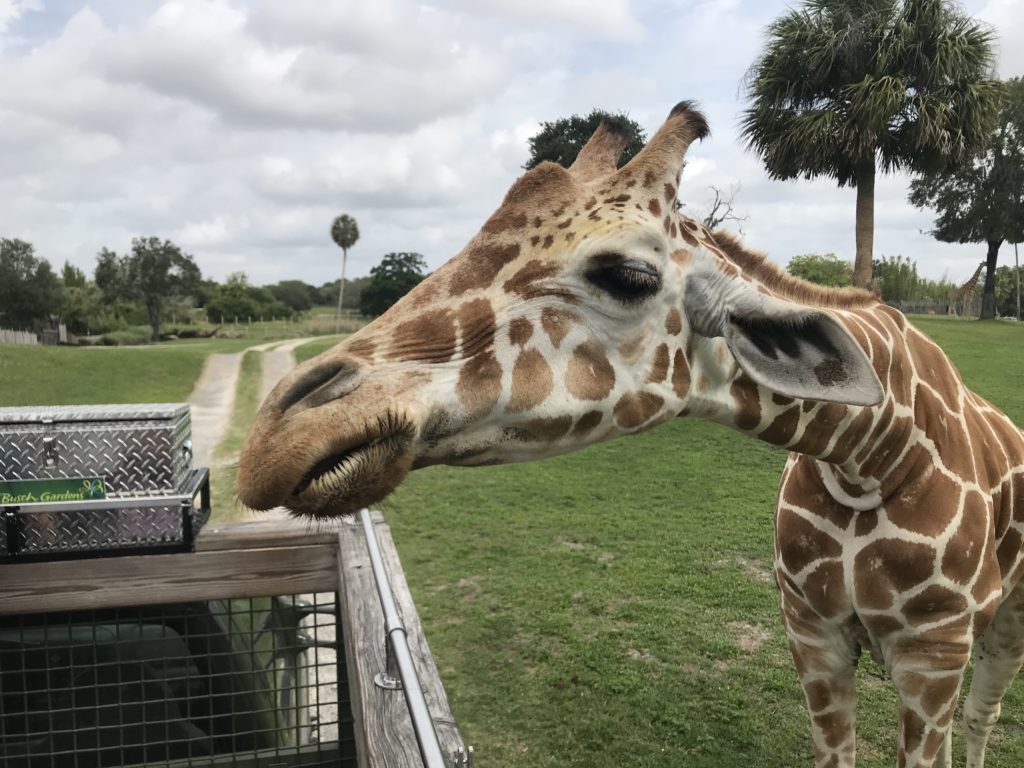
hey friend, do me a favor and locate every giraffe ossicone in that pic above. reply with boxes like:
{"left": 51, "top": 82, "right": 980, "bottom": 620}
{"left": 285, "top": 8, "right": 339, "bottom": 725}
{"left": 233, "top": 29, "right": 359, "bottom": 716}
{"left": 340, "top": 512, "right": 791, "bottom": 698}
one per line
{"left": 238, "top": 102, "right": 1024, "bottom": 768}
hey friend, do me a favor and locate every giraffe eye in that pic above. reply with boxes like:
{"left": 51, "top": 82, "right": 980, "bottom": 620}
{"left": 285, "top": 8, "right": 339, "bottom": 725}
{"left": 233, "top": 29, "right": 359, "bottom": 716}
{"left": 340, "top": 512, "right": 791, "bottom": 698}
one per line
{"left": 584, "top": 256, "right": 662, "bottom": 304}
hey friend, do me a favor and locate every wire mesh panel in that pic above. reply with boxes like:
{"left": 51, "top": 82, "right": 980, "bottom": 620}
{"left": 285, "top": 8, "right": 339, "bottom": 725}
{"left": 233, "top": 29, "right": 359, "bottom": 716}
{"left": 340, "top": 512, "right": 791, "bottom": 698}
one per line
{"left": 0, "top": 593, "right": 356, "bottom": 768}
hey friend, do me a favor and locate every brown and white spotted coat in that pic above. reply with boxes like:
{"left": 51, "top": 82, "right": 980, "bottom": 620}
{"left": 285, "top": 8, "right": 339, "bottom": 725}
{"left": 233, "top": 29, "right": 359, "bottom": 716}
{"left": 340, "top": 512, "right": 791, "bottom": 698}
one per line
{"left": 948, "top": 261, "right": 987, "bottom": 317}
{"left": 238, "top": 103, "right": 1024, "bottom": 768}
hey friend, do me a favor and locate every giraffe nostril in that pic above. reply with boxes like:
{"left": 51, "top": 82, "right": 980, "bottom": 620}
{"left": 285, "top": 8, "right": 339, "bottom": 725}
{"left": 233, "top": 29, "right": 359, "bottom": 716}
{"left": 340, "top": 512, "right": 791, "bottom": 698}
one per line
{"left": 278, "top": 358, "right": 362, "bottom": 412}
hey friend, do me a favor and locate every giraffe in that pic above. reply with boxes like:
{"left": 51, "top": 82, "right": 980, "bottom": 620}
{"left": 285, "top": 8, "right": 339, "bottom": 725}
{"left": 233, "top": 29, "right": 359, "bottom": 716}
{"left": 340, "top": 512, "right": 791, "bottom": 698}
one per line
{"left": 948, "top": 262, "right": 987, "bottom": 317}
{"left": 237, "top": 102, "right": 1024, "bottom": 768}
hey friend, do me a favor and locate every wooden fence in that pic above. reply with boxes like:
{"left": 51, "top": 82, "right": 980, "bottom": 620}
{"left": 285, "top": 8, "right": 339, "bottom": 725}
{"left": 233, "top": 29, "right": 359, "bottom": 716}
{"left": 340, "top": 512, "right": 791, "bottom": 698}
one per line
{"left": 0, "top": 328, "right": 37, "bottom": 345}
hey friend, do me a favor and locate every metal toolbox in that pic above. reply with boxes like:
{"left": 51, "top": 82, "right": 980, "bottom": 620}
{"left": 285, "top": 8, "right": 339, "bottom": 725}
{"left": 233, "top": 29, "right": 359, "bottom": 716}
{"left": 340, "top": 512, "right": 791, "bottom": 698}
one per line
{"left": 0, "top": 403, "right": 193, "bottom": 496}
{"left": 0, "top": 404, "right": 209, "bottom": 562}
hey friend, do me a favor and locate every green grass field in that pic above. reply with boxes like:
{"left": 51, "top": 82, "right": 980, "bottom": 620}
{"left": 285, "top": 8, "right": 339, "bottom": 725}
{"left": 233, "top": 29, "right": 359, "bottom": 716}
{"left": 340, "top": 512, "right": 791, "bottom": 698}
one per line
{"left": 0, "top": 338, "right": 258, "bottom": 405}
{"left": 2, "top": 316, "right": 1022, "bottom": 767}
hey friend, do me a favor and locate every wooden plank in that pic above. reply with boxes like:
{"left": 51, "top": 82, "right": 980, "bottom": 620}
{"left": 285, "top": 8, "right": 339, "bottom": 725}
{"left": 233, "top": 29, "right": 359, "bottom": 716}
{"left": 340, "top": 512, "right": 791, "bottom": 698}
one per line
{"left": 0, "top": 544, "right": 338, "bottom": 614}
{"left": 337, "top": 513, "right": 466, "bottom": 768}
{"left": 196, "top": 518, "right": 343, "bottom": 552}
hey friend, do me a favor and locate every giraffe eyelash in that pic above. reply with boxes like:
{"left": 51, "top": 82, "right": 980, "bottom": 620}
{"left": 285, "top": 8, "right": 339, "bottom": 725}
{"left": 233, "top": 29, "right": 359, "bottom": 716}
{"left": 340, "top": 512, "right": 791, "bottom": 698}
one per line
{"left": 584, "top": 255, "right": 662, "bottom": 304}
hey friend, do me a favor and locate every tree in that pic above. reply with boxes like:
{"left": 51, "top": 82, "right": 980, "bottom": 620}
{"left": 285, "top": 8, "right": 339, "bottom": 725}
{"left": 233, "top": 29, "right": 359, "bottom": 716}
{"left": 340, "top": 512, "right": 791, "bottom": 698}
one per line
{"left": 266, "top": 279, "right": 319, "bottom": 313}
{"left": 96, "top": 238, "right": 201, "bottom": 341}
{"left": 203, "top": 272, "right": 289, "bottom": 323}
{"left": 741, "top": 0, "right": 1001, "bottom": 288}
{"left": 525, "top": 110, "right": 646, "bottom": 170}
{"left": 330, "top": 214, "right": 359, "bottom": 327}
{"left": 701, "top": 184, "right": 748, "bottom": 232}
{"left": 359, "top": 252, "right": 427, "bottom": 316}
{"left": 61, "top": 261, "right": 87, "bottom": 288}
{"left": 0, "top": 238, "right": 61, "bottom": 329}
{"left": 787, "top": 252, "right": 854, "bottom": 286}
{"left": 909, "top": 78, "right": 1024, "bottom": 319}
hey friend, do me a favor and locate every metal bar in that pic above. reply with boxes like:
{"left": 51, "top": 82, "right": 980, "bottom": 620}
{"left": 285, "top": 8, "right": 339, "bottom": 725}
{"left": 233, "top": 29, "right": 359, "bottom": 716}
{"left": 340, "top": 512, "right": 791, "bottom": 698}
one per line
{"left": 358, "top": 508, "right": 447, "bottom": 768}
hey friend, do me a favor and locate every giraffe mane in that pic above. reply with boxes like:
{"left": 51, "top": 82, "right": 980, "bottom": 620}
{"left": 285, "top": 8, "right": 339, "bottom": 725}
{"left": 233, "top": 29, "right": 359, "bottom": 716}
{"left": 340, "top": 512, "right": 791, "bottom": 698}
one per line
{"left": 710, "top": 230, "right": 879, "bottom": 310}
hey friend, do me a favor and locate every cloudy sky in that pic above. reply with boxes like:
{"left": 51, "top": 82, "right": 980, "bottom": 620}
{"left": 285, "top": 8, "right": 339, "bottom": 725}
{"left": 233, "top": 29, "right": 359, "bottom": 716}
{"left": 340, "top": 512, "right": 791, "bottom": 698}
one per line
{"left": 1, "top": 0, "right": 1021, "bottom": 288}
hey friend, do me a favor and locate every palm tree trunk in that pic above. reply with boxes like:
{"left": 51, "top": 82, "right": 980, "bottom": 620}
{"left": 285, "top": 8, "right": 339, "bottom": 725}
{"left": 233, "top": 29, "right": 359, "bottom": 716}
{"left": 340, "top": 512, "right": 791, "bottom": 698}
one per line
{"left": 853, "top": 160, "right": 875, "bottom": 289}
{"left": 335, "top": 247, "right": 348, "bottom": 332}
{"left": 980, "top": 239, "right": 1002, "bottom": 320}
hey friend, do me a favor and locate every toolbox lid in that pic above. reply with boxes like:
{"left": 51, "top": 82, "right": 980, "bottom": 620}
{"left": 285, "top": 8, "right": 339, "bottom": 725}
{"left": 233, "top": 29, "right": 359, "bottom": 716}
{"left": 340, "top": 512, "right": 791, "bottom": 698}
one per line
{"left": 0, "top": 403, "right": 190, "bottom": 425}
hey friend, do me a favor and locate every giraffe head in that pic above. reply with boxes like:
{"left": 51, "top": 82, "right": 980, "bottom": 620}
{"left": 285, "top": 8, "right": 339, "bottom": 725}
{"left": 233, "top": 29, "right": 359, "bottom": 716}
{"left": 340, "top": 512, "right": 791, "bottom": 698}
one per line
{"left": 237, "top": 101, "right": 883, "bottom": 518}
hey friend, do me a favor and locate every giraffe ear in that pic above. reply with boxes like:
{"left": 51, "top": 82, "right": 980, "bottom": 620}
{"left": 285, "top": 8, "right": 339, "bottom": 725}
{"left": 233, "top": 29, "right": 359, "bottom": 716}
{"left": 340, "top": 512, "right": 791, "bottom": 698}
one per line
{"left": 723, "top": 311, "right": 884, "bottom": 406}
{"left": 684, "top": 273, "right": 882, "bottom": 405}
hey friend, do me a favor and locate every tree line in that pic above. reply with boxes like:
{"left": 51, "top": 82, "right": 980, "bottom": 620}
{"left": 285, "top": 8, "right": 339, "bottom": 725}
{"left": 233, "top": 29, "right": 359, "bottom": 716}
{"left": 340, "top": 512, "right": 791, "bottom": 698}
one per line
{"left": 0, "top": 236, "right": 428, "bottom": 343}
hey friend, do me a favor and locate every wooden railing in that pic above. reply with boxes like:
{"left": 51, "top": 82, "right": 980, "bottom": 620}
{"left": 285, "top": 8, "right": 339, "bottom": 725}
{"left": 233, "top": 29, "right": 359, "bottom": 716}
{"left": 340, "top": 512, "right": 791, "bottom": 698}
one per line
{"left": 0, "top": 513, "right": 467, "bottom": 768}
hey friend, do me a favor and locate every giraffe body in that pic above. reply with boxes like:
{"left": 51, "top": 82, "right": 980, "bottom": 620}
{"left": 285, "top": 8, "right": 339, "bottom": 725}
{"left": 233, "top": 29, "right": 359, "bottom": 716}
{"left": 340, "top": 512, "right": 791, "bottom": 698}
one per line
{"left": 948, "top": 262, "right": 987, "bottom": 317}
{"left": 238, "top": 103, "right": 1024, "bottom": 767}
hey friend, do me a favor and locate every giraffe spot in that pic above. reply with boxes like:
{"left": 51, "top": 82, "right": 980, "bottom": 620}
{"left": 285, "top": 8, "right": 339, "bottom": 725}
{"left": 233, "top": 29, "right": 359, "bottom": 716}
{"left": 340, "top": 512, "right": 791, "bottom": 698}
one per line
{"left": 530, "top": 235, "right": 541, "bottom": 247}
{"left": 821, "top": 408, "right": 874, "bottom": 465}
{"left": 885, "top": 461, "right": 959, "bottom": 538}
{"left": 878, "top": 442, "right": 932, "bottom": 501}
{"left": 503, "top": 260, "right": 560, "bottom": 298}
{"left": 390, "top": 309, "right": 457, "bottom": 362}
{"left": 643, "top": 169, "right": 657, "bottom": 186}
{"left": 508, "top": 317, "right": 533, "bottom": 347}
{"left": 814, "top": 708, "right": 852, "bottom": 750}
{"left": 802, "top": 560, "right": 847, "bottom": 619}
{"left": 781, "top": 462, "right": 853, "bottom": 531}
{"left": 507, "top": 349, "right": 553, "bottom": 413}
{"left": 759, "top": 405, "right": 802, "bottom": 447}
{"left": 663, "top": 215, "right": 672, "bottom": 234}
{"left": 671, "top": 349, "right": 690, "bottom": 398}
{"left": 909, "top": 337, "right": 959, "bottom": 412}
{"left": 603, "top": 193, "right": 631, "bottom": 204}
{"left": 457, "top": 351, "right": 502, "bottom": 417}
{"left": 664, "top": 183, "right": 676, "bottom": 203}
{"left": 902, "top": 585, "right": 968, "bottom": 628}
{"left": 481, "top": 208, "right": 528, "bottom": 234}
{"left": 566, "top": 341, "right": 615, "bottom": 401}
{"left": 448, "top": 242, "right": 521, "bottom": 296}
{"left": 902, "top": 708, "right": 927, "bottom": 757}
{"left": 563, "top": 231, "right": 575, "bottom": 243}
{"left": 997, "top": 526, "right": 1023, "bottom": 583}
{"left": 613, "top": 391, "right": 664, "bottom": 428}
{"left": 404, "top": 277, "right": 442, "bottom": 308}
{"left": 646, "top": 344, "right": 670, "bottom": 384}
{"left": 571, "top": 410, "right": 603, "bottom": 438}
{"left": 618, "top": 333, "right": 645, "bottom": 365}
{"left": 457, "top": 298, "right": 496, "bottom": 357}
{"left": 533, "top": 216, "right": 543, "bottom": 228}
{"left": 542, "top": 234, "right": 554, "bottom": 249}
{"left": 914, "top": 385, "right": 975, "bottom": 481}
{"left": 730, "top": 375, "right": 761, "bottom": 431}
{"left": 680, "top": 226, "right": 700, "bottom": 247}
{"left": 550, "top": 202, "right": 569, "bottom": 217}
{"left": 669, "top": 248, "right": 691, "bottom": 267}
{"left": 854, "top": 510, "right": 878, "bottom": 537}
{"left": 854, "top": 539, "right": 936, "bottom": 610}
{"left": 772, "top": 393, "right": 794, "bottom": 406}
{"left": 861, "top": 613, "right": 904, "bottom": 638}
{"left": 670, "top": 222, "right": 678, "bottom": 238}
{"left": 854, "top": 400, "right": 895, "bottom": 466}
{"left": 776, "top": 508, "right": 842, "bottom": 574}
{"left": 583, "top": 196, "right": 598, "bottom": 210}
{"left": 587, "top": 209, "right": 602, "bottom": 222}
{"left": 345, "top": 336, "right": 376, "bottom": 360}
{"left": 504, "top": 416, "right": 573, "bottom": 442}
{"left": 540, "top": 308, "right": 579, "bottom": 349}
{"left": 664, "top": 308, "right": 683, "bottom": 335}
{"left": 971, "top": 526, "right": 1001, "bottom": 605}
{"left": 556, "top": 217, "right": 573, "bottom": 229}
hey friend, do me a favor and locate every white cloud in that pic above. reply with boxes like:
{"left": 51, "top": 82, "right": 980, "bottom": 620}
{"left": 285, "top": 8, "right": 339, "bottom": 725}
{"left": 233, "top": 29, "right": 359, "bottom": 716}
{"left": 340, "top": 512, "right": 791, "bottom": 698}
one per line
{"left": 979, "top": 0, "right": 1024, "bottom": 78}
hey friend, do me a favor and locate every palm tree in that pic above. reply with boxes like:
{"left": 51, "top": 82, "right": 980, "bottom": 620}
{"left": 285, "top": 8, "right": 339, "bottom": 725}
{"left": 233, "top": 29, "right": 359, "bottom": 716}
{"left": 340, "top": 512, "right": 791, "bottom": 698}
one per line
{"left": 740, "top": 0, "right": 1000, "bottom": 288}
{"left": 330, "top": 214, "right": 359, "bottom": 327}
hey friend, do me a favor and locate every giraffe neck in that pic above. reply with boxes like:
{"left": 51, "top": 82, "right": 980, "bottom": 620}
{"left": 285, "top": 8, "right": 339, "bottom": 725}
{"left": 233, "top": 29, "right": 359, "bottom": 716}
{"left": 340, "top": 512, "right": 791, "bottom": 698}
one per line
{"left": 689, "top": 303, "right": 915, "bottom": 510}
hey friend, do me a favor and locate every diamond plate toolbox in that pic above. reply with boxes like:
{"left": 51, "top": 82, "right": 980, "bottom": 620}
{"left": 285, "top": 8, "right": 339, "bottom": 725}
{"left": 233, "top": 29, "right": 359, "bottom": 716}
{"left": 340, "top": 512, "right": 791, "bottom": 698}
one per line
{"left": 0, "top": 403, "right": 209, "bottom": 561}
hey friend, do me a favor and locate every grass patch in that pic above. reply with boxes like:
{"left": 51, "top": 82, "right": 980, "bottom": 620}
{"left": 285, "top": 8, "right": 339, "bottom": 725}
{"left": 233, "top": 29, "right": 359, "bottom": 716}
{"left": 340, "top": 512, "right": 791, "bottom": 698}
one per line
{"left": 0, "top": 339, "right": 254, "bottom": 405}
{"left": 376, "top": 316, "right": 1024, "bottom": 768}
{"left": 294, "top": 335, "right": 346, "bottom": 363}
{"left": 211, "top": 350, "right": 264, "bottom": 522}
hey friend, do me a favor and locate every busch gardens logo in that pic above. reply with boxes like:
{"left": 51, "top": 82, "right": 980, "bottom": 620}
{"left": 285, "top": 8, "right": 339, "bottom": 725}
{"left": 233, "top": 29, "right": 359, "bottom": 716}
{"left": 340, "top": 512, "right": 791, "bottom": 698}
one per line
{"left": 0, "top": 477, "right": 107, "bottom": 504}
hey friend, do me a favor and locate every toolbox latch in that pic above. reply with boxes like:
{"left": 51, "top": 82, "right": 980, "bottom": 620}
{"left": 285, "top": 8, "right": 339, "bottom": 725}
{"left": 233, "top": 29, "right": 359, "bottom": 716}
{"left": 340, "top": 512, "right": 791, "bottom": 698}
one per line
{"left": 41, "top": 437, "right": 59, "bottom": 468}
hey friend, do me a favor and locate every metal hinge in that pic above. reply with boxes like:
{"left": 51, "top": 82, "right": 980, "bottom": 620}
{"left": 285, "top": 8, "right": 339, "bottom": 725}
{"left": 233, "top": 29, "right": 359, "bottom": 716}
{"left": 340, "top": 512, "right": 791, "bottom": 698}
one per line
{"left": 451, "top": 746, "right": 474, "bottom": 767}
{"left": 41, "top": 437, "right": 59, "bottom": 468}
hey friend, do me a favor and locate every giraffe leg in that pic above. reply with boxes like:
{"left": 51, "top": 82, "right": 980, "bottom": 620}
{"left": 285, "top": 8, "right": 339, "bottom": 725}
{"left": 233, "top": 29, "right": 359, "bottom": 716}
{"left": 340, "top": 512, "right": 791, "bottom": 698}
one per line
{"left": 888, "top": 637, "right": 971, "bottom": 768}
{"left": 963, "top": 586, "right": 1024, "bottom": 768}
{"left": 780, "top": 584, "right": 858, "bottom": 767}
